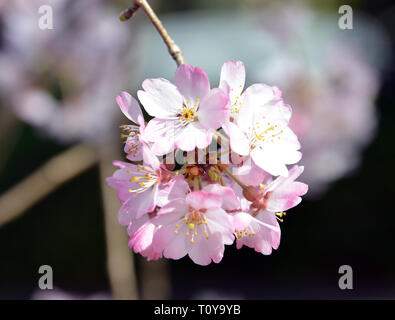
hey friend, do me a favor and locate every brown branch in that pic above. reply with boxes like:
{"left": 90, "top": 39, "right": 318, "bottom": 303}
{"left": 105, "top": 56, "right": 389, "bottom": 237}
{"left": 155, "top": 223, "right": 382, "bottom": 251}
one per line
{"left": 120, "top": 0, "right": 185, "bottom": 66}
{"left": 140, "top": 258, "right": 171, "bottom": 299}
{"left": 0, "top": 144, "right": 97, "bottom": 228}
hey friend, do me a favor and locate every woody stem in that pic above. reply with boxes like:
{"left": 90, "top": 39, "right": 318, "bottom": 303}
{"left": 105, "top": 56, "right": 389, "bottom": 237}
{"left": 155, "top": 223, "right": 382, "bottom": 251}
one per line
{"left": 120, "top": 0, "right": 185, "bottom": 66}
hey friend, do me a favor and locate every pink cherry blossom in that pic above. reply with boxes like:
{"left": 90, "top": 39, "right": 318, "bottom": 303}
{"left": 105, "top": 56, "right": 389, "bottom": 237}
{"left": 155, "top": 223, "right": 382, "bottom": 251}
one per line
{"left": 117, "top": 91, "right": 148, "bottom": 161}
{"left": 126, "top": 176, "right": 190, "bottom": 260}
{"left": 106, "top": 146, "right": 172, "bottom": 220}
{"left": 221, "top": 60, "right": 301, "bottom": 177}
{"left": 204, "top": 180, "right": 282, "bottom": 256}
{"left": 235, "top": 165, "right": 307, "bottom": 254}
{"left": 219, "top": 59, "right": 246, "bottom": 121}
{"left": 233, "top": 211, "right": 281, "bottom": 255}
{"left": 140, "top": 64, "right": 229, "bottom": 155}
{"left": 150, "top": 190, "right": 235, "bottom": 265}
{"left": 0, "top": 0, "right": 137, "bottom": 144}
{"left": 107, "top": 59, "right": 308, "bottom": 265}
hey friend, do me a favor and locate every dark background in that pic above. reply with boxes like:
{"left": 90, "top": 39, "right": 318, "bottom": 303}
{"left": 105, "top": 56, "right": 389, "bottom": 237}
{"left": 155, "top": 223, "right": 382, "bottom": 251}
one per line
{"left": 0, "top": 0, "right": 394, "bottom": 299}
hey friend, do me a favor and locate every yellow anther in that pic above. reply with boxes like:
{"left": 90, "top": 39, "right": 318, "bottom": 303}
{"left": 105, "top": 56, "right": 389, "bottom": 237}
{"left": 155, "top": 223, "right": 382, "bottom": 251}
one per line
{"left": 175, "top": 225, "right": 179, "bottom": 228}
{"left": 128, "top": 189, "right": 132, "bottom": 193}
{"left": 189, "top": 223, "right": 195, "bottom": 230}
{"left": 174, "top": 230, "right": 178, "bottom": 234}
{"left": 186, "top": 232, "right": 190, "bottom": 236}
{"left": 190, "top": 239, "right": 194, "bottom": 243}
{"left": 194, "top": 232, "right": 197, "bottom": 235}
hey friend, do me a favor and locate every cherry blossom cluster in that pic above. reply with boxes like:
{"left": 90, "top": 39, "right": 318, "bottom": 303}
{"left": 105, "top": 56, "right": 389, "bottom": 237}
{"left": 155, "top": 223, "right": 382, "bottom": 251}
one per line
{"left": 107, "top": 60, "right": 308, "bottom": 265}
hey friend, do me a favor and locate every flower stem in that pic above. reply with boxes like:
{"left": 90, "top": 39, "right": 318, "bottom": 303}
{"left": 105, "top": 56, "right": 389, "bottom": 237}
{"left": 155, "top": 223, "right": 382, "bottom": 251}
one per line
{"left": 120, "top": 0, "right": 185, "bottom": 66}
{"left": 198, "top": 176, "right": 202, "bottom": 190}
{"left": 193, "top": 176, "right": 200, "bottom": 191}
{"left": 217, "top": 163, "right": 247, "bottom": 189}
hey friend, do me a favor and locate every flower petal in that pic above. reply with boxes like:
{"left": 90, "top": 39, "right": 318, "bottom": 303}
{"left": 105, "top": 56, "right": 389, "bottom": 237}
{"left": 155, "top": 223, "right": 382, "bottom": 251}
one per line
{"left": 223, "top": 121, "right": 249, "bottom": 156}
{"left": 142, "top": 144, "right": 160, "bottom": 171}
{"left": 137, "top": 78, "right": 183, "bottom": 118}
{"left": 116, "top": 91, "right": 143, "bottom": 124}
{"left": 203, "top": 184, "right": 240, "bottom": 211}
{"left": 144, "top": 118, "right": 180, "bottom": 155}
{"left": 219, "top": 59, "right": 245, "bottom": 102}
{"left": 186, "top": 191, "right": 222, "bottom": 211}
{"left": 266, "top": 165, "right": 308, "bottom": 212}
{"left": 174, "top": 64, "right": 210, "bottom": 103}
{"left": 197, "top": 88, "right": 229, "bottom": 130}
{"left": 174, "top": 122, "right": 212, "bottom": 151}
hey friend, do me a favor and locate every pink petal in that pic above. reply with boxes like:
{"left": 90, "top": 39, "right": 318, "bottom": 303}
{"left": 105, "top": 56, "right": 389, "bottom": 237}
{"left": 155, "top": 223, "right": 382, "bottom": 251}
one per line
{"left": 223, "top": 122, "right": 249, "bottom": 156}
{"left": 251, "top": 127, "right": 302, "bottom": 177}
{"left": 174, "top": 64, "right": 210, "bottom": 103}
{"left": 142, "top": 145, "right": 160, "bottom": 170}
{"left": 197, "top": 88, "right": 229, "bottom": 130}
{"left": 244, "top": 83, "right": 277, "bottom": 109}
{"left": 116, "top": 91, "right": 143, "bottom": 124}
{"left": 188, "top": 232, "right": 224, "bottom": 265}
{"left": 233, "top": 211, "right": 252, "bottom": 230}
{"left": 156, "top": 176, "right": 190, "bottom": 207}
{"left": 129, "top": 222, "right": 155, "bottom": 253}
{"left": 203, "top": 184, "right": 240, "bottom": 211}
{"left": 137, "top": 78, "right": 183, "bottom": 118}
{"left": 266, "top": 165, "right": 308, "bottom": 212}
{"left": 205, "top": 208, "right": 234, "bottom": 245}
{"left": 144, "top": 118, "right": 180, "bottom": 156}
{"left": 174, "top": 122, "right": 212, "bottom": 151}
{"left": 134, "top": 185, "right": 159, "bottom": 219}
{"left": 219, "top": 59, "right": 246, "bottom": 102}
{"left": 251, "top": 147, "right": 289, "bottom": 177}
{"left": 153, "top": 223, "right": 188, "bottom": 260}
{"left": 186, "top": 191, "right": 222, "bottom": 211}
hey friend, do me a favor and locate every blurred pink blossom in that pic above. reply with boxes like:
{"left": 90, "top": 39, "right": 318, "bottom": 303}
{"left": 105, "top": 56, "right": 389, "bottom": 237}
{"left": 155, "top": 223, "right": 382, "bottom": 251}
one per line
{"left": 0, "top": 0, "right": 138, "bottom": 144}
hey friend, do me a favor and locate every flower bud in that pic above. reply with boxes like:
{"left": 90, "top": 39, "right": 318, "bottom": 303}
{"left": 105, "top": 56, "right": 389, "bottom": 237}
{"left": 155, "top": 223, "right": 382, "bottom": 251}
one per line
{"left": 164, "top": 163, "right": 175, "bottom": 171}
{"left": 242, "top": 185, "right": 261, "bottom": 202}
{"left": 189, "top": 166, "right": 200, "bottom": 176}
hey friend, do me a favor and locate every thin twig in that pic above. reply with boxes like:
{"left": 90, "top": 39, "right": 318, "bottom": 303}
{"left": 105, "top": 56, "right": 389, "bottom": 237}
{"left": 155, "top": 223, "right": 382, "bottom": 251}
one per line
{"left": 0, "top": 144, "right": 98, "bottom": 228}
{"left": 120, "top": 0, "right": 185, "bottom": 66}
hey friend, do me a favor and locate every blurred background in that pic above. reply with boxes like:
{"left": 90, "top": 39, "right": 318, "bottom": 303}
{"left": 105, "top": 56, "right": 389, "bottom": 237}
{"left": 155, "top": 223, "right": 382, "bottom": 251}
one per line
{"left": 0, "top": 0, "right": 394, "bottom": 299}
